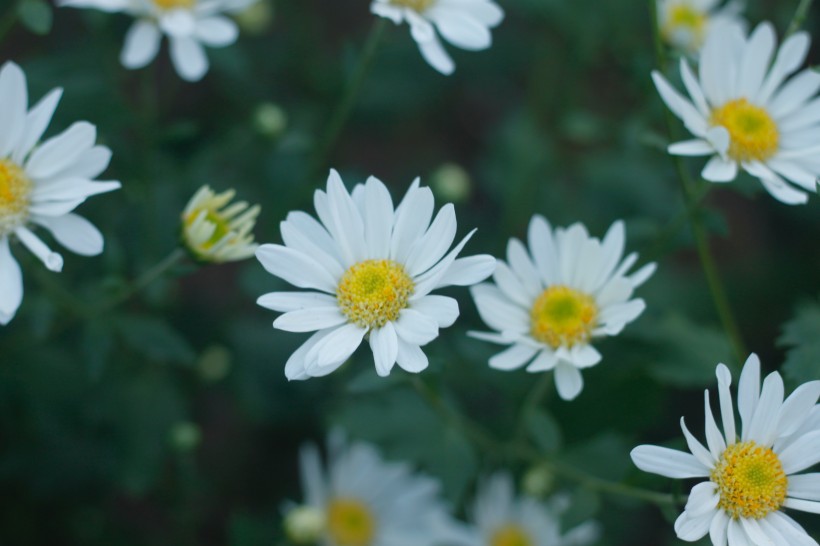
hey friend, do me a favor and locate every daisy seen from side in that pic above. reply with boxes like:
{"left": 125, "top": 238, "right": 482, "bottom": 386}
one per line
{"left": 657, "top": 0, "right": 745, "bottom": 54}
{"left": 181, "top": 185, "right": 260, "bottom": 263}
{"left": 464, "top": 472, "right": 600, "bottom": 546}
{"left": 255, "top": 170, "right": 496, "bottom": 380}
{"left": 285, "top": 432, "right": 464, "bottom": 546}
{"left": 631, "top": 354, "right": 820, "bottom": 546}
{"left": 469, "top": 216, "right": 655, "bottom": 401}
{"left": 0, "top": 61, "right": 120, "bottom": 325}
{"left": 654, "top": 21, "right": 820, "bottom": 204}
{"left": 58, "top": 0, "right": 256, "bottom": 81}
{"left": 371, "top": 0, "right": 504, "bottom": 75}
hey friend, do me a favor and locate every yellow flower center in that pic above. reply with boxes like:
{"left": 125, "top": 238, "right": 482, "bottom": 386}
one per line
{"left": 663, "top": 4, "right": 707, "bottom": 47}
{"left": 0, "top": 158, "right": 32, "bottom": 235}
{"left": 389, "top": 0, "right": 434, "bottom": 12}
{"left": 710, "top": 99, "right": 780, "bottom": 162}
{"left": 152, "top": 0, "right": 194, "bottom": 9}
{"left": 336, "top": 259, "right": 414, "bottom": 329}
{"left": 490, "top": 524, "right": 534, "bottom": 546}
{"left": 530, "top": 285, "right": 598, "bottom": 349}
{"left": 711, "top": 441, "right": 788, "bottom": 520}
{"left": 326, "top": 498, "right": 376, "bottom": 546}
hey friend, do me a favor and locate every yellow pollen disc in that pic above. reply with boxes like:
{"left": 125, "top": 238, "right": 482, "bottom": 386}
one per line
{"left": 663, "top": 4, "right": 707, "bottom": 45}
{"left": 710, "top": 99, "right": 780, "bottom": 162}
{"left": 326, "top": 498, "right": 376, "bottom": 546}
{"left": 152, "top": 0, "right": 194, "bottom": 9}
{"left": 0, "top": 158, "right": 32, "bottom": 234}
{"left": 530, "top": 285, "right": 598, "bottom": 349}
{"left": 389, "top": 0, "right": 434, "bottom": 12}
{"left": 490, "top": 524, "right": 534, "bottom": 546}
{"left": 336, "top": 259, "right": 414, "bottom": 329}
{"left": 711, "top": 441, "right": 788, "bottom": 520}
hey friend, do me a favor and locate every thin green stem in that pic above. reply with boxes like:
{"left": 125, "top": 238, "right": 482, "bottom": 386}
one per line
{"left": 0, "top": 1, "right": 19, "bottom": 44}
{"left": 310, "top": 18, "right": 387, "bottom": 179}
{"left": 649, "top": 0, "right": 747, "bottom": 365}
{"left": 786, "top": 0, "right": 815, "bottom": 37}
{"left": 409, "top": 376, "right": 500, "bottom": 454}
{"left": 643, "top": 182, "right": 712, "bottom": 263}
{"left": 512, "top": 373, "right": 552, "bottom": 443}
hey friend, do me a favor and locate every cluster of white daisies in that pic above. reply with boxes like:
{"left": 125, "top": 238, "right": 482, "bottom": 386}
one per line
{"left": 4, "top": 0, "right": 820, "bottom": 544}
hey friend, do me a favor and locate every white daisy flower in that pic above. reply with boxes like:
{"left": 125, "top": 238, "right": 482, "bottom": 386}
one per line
{"left": 181, "top": 185, "right": 259, "bottom": 263}
{"left": 58, "top": 0, "right": 256, "bottom": 82}
{"left": 287, "top": 432, "right": 463, "bottom": 546}
{"left": 657, "top": 0, "right": 744, "bottom": 54}
{"left": 371, "top": 0, "right": 504, "bottom": 76}
{"left": 653, "top": 21, "right": 820, "bottom": 205}
{"left": 631, "top": 354, "right": 820, "bottom": 546}
{"left": 469, "top": 216, "right": 655, "bottom": 401}
{"left": 463, "top": 472, "right": 600, "bottom": 546}
{"left": 255, "top": 170, "right": 496, "bottom": 380}
{"left": 0, "top": 62, "right": 120, "bottom": 326}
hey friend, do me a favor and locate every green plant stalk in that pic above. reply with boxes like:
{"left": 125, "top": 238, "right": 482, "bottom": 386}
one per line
{"left": 310, "top": 18, "right": 387, "bottom": 179}
{"left": 512, "top": 372, "right": 552, "bottom": 444}
{"left": 787, "top": 0, "right": 815, "bottom": 37}
{"left": 648, "top": 0, "right": 747, "bottom": 366}
{"left": 96, "top": 247, "right": 188, "bottom": 314}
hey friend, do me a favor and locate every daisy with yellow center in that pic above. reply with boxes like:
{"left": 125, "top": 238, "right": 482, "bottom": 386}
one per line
{"left": 58, "top": 0, "right": 257, "bottom": 81}
{"left": 256, "top": 170, "right": 495, "bottom": 380}
{"left": 469, "top": 216, "right": 655, "bottom": 401}
{"left": 654, "top": 22, "right": 820, "bottom": 204}
{"left": 632, "top": 354, "right": 820, "bottom": 545}
{"left": 0, "top": 62, "right": 120, "bottom": 326}
{"left": 181, "top": 185, "right": 259, "bottom": 263}
{"left": 286, "top": 432, "right": 464, "bottom": 546}
{"left": 465, "top": 473, "right": 599, "bottom": 546}
{"left": 371, "top": 0, "right": 504, "bottom": 75}
{"left": 657, "top": 0, "right": 744, "bottom": 54}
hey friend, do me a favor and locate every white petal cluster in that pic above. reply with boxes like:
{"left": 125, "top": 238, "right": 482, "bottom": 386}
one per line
{"left": 462, "top": 472, "right": 599, "bottom": 546}
{"left": 0, "top": 62, "right": 120, "bottom": 326}
{"left": 470, "top": 216, "right": 655, "bottom": 401}
{"left": 632, "top": 354, "right": 820, "bottom": 546}
{"left": 655, "top": 22, "right": 820, "bottom": 204}
{"left": 58, "top": 0, "right": 257, "bottom": 81}
{"left": 657, "top": 0, "right": 745, "bottom": 54}
{"left": 290, "top": 432, "right": 465, "bottom": 546}
{"left": 371, "top": 0, "right": 504, "bottom": 75}
{"left": 256, "top": 170, "right": 496, "bottom": 380}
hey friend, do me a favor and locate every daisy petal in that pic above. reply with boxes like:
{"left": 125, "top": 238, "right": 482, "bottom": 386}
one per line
{"left": 554, "top": 362, "right": 584, "bottom": 401}
{"left": 33, "top": 213, "right": 104, "bottom": 256}
{"left": 370, "top": 322, "right": 399, "bottom": 377}
{"left": 630, "top": 445, "right": 710, "bottom": 478}
{"left": 488, "top": 343, "right": 537, "bottom": 371}
{"left": 120, "top": 20, "right": 162, "bottom": 69}
{"left": 396, "top": 337, "right": 429, "bottom": 373}
{"left": 0, "top": 237, "right": 23, "bottom": 325}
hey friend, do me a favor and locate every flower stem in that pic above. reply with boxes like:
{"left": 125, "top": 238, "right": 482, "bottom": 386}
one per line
{"left": 648, "top": 0, "right": 747, "bottom": 366}
{"left": 786, "top": 0, "right": 815, "bottom": 37}
{"left": 96, "top": 247, "right": 188, "bottom": 314}
{"left": 512, "top": 372, "right": 553, "bottom": 443}
{"left": 310, "top": 18, "right": 387, "bottom": 179}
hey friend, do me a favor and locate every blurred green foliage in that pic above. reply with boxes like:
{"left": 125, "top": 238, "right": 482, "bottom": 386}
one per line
{"left": 1, "top": 0, "right": 819, "bottom": 545}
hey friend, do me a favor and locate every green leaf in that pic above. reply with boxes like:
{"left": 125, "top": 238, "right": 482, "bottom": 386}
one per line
{"left": 527, "top": 409, "right": 563, "bottom": 455}
{"left": 17, "top": 0, "right": 52, "bottom": 35}
{"left": 779, "top": 300, "right": 820, "bottom": 386}
{"left": 115, "top": 314, "right": 195, "bottom": 365}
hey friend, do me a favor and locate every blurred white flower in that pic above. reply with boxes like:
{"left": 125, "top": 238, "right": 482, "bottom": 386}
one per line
{"left": 0, "top": 62, "right": 120, "bottom": 325}
{"left": 658, "top": 0, "right": 745, "bottom": 54}
{"left": 371, "top": 0, "right": 504, "bottom": 75}
{"left": 463, "top": 472, "right": 599, "bottom": 546}
{"left": 256, "top": 170, "right": 495, "bottom": 380}
{"left": 181, "top": 185, "right": 259, "bottom": 263}
{"left": 58, "top": 0, "right": 257, "bottom": 81}
{"left": 470, "top": 216, "right": 655, "bottom": 401}
{"left": 654, "top": 22, "right": 820, "bottom": 204}
{"left": 632, "top": 354, "right": 820, "bottom": 546}
{"left": 290, "top": 432, "right": 464, "bottom": 546}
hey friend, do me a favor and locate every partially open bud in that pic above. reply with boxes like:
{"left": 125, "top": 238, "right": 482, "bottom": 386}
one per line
{"left": 283, "top": 505, "right": 325, "bottom": 544}
{"left": 182, "top": 186, "right": 260, "bottom": 263}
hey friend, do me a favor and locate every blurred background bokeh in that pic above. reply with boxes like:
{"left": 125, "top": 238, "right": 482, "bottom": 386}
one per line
{"left": 2, "top": 0, "right": 820, "bottom": 544}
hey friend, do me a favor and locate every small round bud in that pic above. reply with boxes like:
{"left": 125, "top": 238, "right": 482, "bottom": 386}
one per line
{"left": 198, "top": 345, "right": 232, "bottom": 382}
{"left": 521, "top": 464, "right": 555, "bottom": 498}
{"left": 431, "top": 162, "right": 471, "bottom": 202}
{"left": 234, "top": 0, "right": 274, "bottom": 35}
{"left": 253, "top": 103, "right": 288, "bottom": 139}
{"left": 169, "top": 422, "right": 202, "bottom": 452}
{"left": 283, "top": 505, "right": 325, "bottom": 544}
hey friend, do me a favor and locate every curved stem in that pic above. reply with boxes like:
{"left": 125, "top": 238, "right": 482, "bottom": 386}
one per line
{"left": 512, "top": 372, "right": 552, "bottom": 443}
{"left": 787, "top": 0, "right": 815, "bottom": 37}
{"left": 310, "top": 18, "right": 387, "bottom": 179}
{"left": 649, "top": 0, "right": 747, "bottom": 365}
